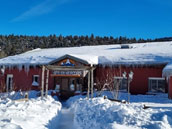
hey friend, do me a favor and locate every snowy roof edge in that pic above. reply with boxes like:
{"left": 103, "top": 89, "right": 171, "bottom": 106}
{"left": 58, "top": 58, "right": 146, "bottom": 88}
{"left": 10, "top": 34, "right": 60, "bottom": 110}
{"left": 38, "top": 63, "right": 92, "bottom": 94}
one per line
{"left": 48, "top": 54, "right": 90, "bottom": 65}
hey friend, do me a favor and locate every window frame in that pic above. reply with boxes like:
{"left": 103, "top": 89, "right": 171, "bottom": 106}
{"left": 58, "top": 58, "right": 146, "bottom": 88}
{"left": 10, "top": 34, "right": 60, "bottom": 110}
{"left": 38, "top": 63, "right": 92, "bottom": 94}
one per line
{"left": 6, "top": 74, "right": 13, "bottom": 92}
{"left": 32, "top": 75, "right": 39, "bottom": 86}
{"left": 114, "top": 77, "right": 128, "bottom": 92}
{"left": 148, "top": 77, "right": 166, "bottom": 93}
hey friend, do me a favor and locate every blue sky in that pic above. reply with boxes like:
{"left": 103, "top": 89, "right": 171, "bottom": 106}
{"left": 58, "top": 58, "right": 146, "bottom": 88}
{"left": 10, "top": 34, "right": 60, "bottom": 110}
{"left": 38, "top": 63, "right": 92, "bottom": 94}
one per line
{"left": 0, "top": 0, "right": 172, "bottom": 39}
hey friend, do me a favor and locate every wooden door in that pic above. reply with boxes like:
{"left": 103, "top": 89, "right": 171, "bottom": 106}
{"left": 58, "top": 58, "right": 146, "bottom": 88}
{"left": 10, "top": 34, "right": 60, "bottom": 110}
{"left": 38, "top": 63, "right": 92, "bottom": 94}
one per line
{"left": 61, "top": 78, "right": 69, "bottom": 92}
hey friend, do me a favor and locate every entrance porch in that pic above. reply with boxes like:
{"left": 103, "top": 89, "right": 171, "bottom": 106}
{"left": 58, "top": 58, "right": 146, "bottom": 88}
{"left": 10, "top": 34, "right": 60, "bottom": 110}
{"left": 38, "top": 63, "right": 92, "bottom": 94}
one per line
{"left": 46, "top": 65, "right": 95, "bottom": 99}
{"left": 54, "top": 76, "right": 85, "bottom": 99}
{"left": 40, "top": 54, "right": 96, "bottom": 99}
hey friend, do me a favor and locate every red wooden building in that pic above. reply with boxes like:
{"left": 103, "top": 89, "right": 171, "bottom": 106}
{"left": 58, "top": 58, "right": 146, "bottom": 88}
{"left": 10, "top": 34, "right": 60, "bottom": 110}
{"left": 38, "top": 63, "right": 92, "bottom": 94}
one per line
{"left": 0, "top": 42, "right": 172, "bottom": 99}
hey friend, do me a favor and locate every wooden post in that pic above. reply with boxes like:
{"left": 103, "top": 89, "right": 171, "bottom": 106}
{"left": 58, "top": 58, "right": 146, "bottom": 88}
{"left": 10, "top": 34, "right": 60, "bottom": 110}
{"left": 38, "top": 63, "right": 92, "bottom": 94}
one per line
{"left": 80, "top": 78, "right": 83, "bottom": 94}
{"left": 87, "top": 71, "right": 90, "bottom": 99}
{"left": 41, "top": 66, "right": 45, "bottom": 98}
{"left": 128, "top": 79, "right": 130, "bottom": 103}
{"left": 80, "top": 84, "right": 82, "bottom": 94}
{"left": 91, "top": 68, "right": 94, "bottom": 99}
{"left": 45, "top": 69, "right": 49, "bottom": 98}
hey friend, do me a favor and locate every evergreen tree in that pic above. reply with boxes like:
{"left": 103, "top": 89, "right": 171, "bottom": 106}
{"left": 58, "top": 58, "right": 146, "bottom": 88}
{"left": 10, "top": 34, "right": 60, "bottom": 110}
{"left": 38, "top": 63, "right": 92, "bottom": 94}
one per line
{"left": 0, "top": 34, "right": 169, "bottom": 58}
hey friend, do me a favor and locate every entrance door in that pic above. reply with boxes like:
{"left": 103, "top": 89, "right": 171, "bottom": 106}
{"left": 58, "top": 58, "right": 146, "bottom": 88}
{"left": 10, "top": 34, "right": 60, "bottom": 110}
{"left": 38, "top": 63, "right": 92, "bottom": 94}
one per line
{"left": 61, "top": 78, "right": 69, "bottom": 92}
{"left": 60, "top": 78, "right": 71, "bottom": 99}
{"left": 6, "top": 74, "right": 13, "bottom": 92}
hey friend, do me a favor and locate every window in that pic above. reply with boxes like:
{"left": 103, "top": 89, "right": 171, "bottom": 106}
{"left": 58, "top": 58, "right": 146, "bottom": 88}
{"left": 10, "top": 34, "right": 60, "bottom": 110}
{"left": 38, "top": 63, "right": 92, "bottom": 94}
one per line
{"left": 32, "top": 75, "right": 39, "bottom": 86}
{"left": 55, "top": 84, "right": 60, "bottom": 92}
{"left": 114, "top": 77, "right": 128, "bottom": 91}
{"left": 148, "top": 77, "right": 166, "bottom": 93}
{"left": 75, "top": 78, "right": 82, "bottom": 93}
{"left": 69, "top": 79, "right": 75, "bottom": 91}
{"left": 120, "top": 78, "right": 128, "bottom": 91}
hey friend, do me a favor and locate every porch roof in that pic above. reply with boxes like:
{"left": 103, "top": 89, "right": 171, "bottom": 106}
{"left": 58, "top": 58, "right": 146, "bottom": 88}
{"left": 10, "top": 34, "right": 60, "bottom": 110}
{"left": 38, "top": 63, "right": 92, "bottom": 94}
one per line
{"left": 48, "top": 54, "right": 95, "bottom": 66}
{"left": 46, "top": 65, "right": 94, "bottom": 71}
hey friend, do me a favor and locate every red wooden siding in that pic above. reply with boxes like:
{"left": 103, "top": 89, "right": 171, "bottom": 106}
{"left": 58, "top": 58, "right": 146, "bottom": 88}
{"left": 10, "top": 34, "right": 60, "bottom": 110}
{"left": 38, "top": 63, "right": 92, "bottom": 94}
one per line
{"left": 0, "top": 67, "right": 54, "bottom": 92}
{"left": 0, "top": 64, "right": 167, "bottom": 95}
{"left": 95, "top": 65, "right": 165, "bottom": 94}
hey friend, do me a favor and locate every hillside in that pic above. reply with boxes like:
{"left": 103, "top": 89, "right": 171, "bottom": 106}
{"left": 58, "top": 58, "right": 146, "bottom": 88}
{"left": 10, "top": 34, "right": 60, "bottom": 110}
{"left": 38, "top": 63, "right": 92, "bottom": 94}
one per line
{"left": 0, "top": 34, "right": 171, "bottom": 58}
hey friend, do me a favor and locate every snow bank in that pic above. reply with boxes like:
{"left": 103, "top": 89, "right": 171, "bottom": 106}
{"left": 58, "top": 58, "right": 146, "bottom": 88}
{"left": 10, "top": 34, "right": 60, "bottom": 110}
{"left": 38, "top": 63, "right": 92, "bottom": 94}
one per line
{"left": 100, "top": 91, "right": 172, "bottom": 104}
{"left": 70, "top": 97, "right": 172, "bottom": 129}
{"left": 163, "top": 62, "right": 172, "bottom": 77}
{"left": 66, "top": 94, "right": 86, "bottom": 107}
{"left": 0, "top": 96, "right": 62, "bottom": 129}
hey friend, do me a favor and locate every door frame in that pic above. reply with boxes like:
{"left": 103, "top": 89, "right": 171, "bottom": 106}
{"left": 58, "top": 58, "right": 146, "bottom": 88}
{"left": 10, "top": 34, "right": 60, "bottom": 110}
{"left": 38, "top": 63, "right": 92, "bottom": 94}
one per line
{"left": 6, "top": 74, "right": 13, "bottom": 92}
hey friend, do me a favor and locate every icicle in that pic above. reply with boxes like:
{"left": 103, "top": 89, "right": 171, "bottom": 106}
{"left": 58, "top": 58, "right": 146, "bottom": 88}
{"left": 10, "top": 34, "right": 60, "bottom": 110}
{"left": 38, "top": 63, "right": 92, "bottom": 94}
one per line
{"left": 0, "top": 65, "right": 5, "bottom": 75}
{"left": 33, "top": 64, "right": 37, "bottom": 69}
{"left": 24, "top": 64, "right": 30, "bottom": 75}
{"left": 8, "top": 64, "right": 13, "bottom": 71}
{"left": 18, "top": 64, "right": 23, "bottom": 72}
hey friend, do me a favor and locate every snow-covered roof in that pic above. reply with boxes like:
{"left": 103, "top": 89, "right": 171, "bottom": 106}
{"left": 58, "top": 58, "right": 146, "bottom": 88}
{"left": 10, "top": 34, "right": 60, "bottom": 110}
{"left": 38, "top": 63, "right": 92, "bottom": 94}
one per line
{"left": 163, "top": 62, "right": 172, "bottom": 77}
{"left": 0, "top": 41, "right": 172, "bottom": 67}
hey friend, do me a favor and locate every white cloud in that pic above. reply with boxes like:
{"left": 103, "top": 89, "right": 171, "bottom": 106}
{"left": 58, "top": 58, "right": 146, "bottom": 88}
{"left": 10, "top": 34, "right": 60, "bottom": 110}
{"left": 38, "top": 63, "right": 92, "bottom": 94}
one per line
{"left": 11, "top": 0, "right": 70, "bottom": 22}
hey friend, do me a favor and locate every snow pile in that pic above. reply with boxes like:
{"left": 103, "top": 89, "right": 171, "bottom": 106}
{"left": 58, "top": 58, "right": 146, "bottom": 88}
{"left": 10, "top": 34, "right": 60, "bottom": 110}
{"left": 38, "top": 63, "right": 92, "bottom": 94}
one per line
{"left": 163, "top": 62, "right": 172, "bottom": 77}
{"left": 70, "top": 97, "right": 172, "bottom": 129}
{"left": 0, "top": 96, "right": 62, "bottom": 129}
{"left": 0, "top": 91, "right": 40, "bottom": 100}
{"left": 0, "top": 90, "right": 59, "bottom": 101}
{"left": 98, "top": 91, "right": 172, "bottom": 104}
{"left": 0, "top": 41, "right": 172, "bottom": 68}
{"left": 66, "top": 94, "right": 86, "bottom": 107}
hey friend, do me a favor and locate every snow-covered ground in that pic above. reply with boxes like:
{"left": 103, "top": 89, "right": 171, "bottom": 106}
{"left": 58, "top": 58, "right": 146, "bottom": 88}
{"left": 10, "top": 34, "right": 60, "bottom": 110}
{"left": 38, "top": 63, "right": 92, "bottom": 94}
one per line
{"left": 0, "top": 91, "right": 62, "bottom": 129}
{"left": 57, "top": 107, "right": 76, "bottom": 129}
{"left": 67, "top": 92, "right": 172, "bottom": 129}
{"left": 1, "top": 91, "right": 172, "bottom": 129}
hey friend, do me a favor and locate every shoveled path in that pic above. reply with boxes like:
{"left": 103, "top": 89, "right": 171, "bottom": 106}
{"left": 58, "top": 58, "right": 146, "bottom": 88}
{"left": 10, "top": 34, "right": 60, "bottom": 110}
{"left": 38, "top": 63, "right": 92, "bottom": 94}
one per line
{"left": 57, "top": 103, "right": 76, "bottom": 129}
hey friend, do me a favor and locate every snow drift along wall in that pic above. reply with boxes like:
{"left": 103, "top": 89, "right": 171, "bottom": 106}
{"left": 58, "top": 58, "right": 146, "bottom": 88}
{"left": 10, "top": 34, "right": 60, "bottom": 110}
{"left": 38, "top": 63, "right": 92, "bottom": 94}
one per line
{"left": 169, "top": 76, "right": 172, "bottom": 99}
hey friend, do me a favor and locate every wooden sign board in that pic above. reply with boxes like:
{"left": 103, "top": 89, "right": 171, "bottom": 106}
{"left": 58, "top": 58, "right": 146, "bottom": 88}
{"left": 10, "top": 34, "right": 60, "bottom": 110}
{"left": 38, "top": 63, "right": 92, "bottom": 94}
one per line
{"left": 51, "top": 70, "right": 88, "bottom": 77}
